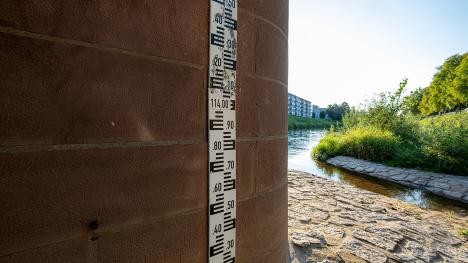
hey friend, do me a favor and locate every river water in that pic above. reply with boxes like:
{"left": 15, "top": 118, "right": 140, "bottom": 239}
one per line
{"left": 288, "top": 129, "right": 468, "bottom": 215}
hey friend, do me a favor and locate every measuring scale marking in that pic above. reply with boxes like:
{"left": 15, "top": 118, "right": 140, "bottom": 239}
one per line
{"left": 208, "top": 0, "right": 237, "bottom": 263}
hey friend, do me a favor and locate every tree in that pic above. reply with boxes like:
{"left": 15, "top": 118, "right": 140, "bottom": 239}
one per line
{"left": 325, "top": 102, "right": 350, "bottom": 121}
{"left": 319, "top": 111, "right": 326, "bottom": 119}
{"left": 451, "top": 54, "right": 468, "bottom": 109}
{"left": 365, "top": 78, "right": 407, "bottom": 131}
{"left": 403, "top": 87, "right": 425, "bottom": 115}
{"left": 419, "top": 53, "right": 468, "bottom": 115}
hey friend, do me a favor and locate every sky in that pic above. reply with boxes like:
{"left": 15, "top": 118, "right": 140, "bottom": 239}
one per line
{"left": 289, "top": 0, "right": 468, "bottom": 107}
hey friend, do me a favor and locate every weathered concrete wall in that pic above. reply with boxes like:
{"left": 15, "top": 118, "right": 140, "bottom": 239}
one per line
{"left": 0, "top": 1, "right": 288, "bottom": 262}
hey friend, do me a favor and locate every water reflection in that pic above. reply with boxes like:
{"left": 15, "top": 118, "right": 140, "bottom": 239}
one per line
{"left": 288, "top": 129, "right": 468, "bottom": 215}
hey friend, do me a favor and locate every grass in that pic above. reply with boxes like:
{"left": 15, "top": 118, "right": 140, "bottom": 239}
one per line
{"left": 313, "top": 126, "right": 400, "bottom": 162}
{"left": 313, "top": 112, "right": 468, "bottom": 175}
{"left": 459, "top": 228, "right": 468, "bottom": 238}
{"left": 446, "top": 210, "right": 455, "bottom": 221}
{"left": 288, "top": 116, "right": 334, "bottom": 130}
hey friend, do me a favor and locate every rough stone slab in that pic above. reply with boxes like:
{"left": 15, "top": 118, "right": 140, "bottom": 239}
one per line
{"left": 342, "top": 240, "right": 388, "bottom": 263}
{"left": 327, "top": 156, "right": 468, "bottom": 203}
{"left": 288, "top": 170, "right": 468, "bottom": 263}
{"left": 291, "top": 231, "right": 327, "bottom": 248}
{"left": 352, "top": 229, "right": 397, "bottom": 251}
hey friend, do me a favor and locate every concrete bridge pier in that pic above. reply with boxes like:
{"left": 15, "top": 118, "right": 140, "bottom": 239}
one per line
{"left": 0, "top": 0, "right": 289, "bottom": 262}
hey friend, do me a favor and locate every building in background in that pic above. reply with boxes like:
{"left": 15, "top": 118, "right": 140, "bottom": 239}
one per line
{"left": 312, "top": 105, "right": 328, "bottom": 119}
{"left": 288, "top": 93, "right": 312, "bottom": 118}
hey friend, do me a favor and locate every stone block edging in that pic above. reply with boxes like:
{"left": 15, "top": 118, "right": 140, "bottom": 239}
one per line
{"left": 326, "top": 156, "right": 468, "bottom": 204}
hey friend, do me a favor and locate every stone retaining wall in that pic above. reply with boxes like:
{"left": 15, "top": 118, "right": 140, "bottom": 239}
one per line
{"left": 327, "top": 156, "right": 468, "bottom": 204}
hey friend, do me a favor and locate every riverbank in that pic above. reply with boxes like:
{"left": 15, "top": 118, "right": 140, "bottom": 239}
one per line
{"left": 288, "top": 116, "right": 334, "bottom": 130}
{"left": 288, "top": 170, "right": 468, "bottom": 263}
{"left": 327, "top": 156, "right": 468, "bottom": 203}
{"left": 289, "top": 129, "right": 468, "bottom": 213}
{"left": 313, "top": 108, "right": 468, "bottom": 176}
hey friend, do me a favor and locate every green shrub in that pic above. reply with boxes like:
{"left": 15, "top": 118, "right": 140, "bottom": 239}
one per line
{"left": 419, "top": 113, "right": 468, "bottom": 174}
{"left": 288, "top": 116, "right": 333, "bottom": 130}
{"left": 314, "top": 112, "right": 468, "bottom": 175}
{"left": 342, "top": 109, "right": 366, "bottom": 130}
{"left": 312, "top": 133, "right": 340, "bottom": 161}
{"left": 388, "top": 142, "right": 427, "bottom": 168}
{"left": 313, "top": 127, "right": 400, "bottom": 162}
{"left": 313, "top": 78, "right": 467, "bottom": 175}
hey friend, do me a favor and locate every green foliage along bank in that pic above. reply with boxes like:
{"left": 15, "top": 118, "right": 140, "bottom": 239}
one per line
{"left": 420, "top": 53, "right": 468, "bottom": 115}
{"left": 288, "top": 116, "right": 334, "bottom": 130}
{"left": 313, "top": 78, "right": 468, "bottom": 176}
{"left": 325, "top": 102, "right": 350, "bottom": 121}
{"left": 404, "top": 52, "right": 467, "bottom": 116}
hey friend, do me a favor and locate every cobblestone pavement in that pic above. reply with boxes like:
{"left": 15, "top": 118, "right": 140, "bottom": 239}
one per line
{"left": 288, "top": 170, "right": 468, "bottom": 263}
{"left": 327, "top": 156, "right": 468, "bottom": 203}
